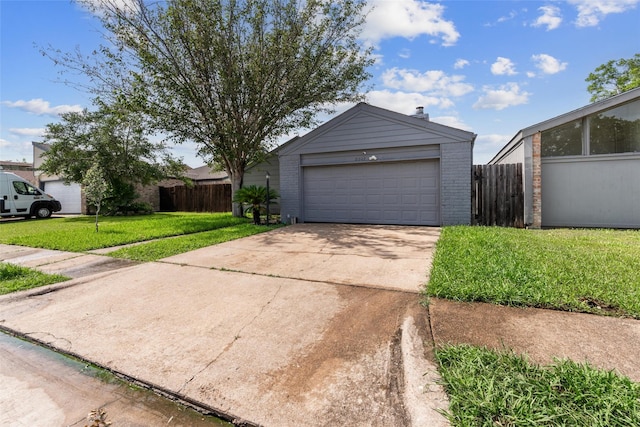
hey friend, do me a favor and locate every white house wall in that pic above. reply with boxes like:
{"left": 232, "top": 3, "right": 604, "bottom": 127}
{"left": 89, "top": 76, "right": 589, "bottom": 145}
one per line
{"left": 542, "top": 155, "right": 640, "bottom": 228}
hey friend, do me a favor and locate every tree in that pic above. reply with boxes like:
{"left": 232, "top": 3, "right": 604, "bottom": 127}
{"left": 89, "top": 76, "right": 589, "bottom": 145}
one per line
{"left": 586, "top": 53, "right": 640, "bottom": 102}
{"left": 39, "top": 102, "right": 185, "bottom": 214}
{"left": 83, "top": 162, "right": 110, "bottom": 231}
{"left": 52, "top": 0, "right": 373, "bottom": 216}
{"left": 233, "top": 185, "right": 279, "bottom": 224}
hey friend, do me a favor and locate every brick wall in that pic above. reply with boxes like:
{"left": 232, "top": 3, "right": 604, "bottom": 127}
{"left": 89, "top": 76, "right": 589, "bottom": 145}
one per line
{"left": 440, "top": 141, "right": 473, "bottom": 225}
{"left": 531, "top": 132, "right": 542, "bottom": 228}
{"left": 135, "top": 183, "right": 160, "bottom": 211}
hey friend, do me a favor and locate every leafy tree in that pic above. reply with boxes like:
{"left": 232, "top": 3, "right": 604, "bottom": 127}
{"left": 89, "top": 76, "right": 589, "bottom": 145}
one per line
{"left": 233, "top": 185, "right": 279, "bottom": 225}
{"left": 39, "top": 102, "right": 185, "bottom": 214}
{"left": 586, "top": 53, "right": 640, "bottom": 102}
{"left": 49, "top": 0, "right": 373, "bottom": 216}
{"left": 83, "top": 162, "right": 110, "bottom": 231}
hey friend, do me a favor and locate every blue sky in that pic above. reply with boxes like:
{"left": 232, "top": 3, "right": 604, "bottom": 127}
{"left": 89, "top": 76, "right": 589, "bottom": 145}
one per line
{"left": 1, "top": 0, "right": 639, "bottom": 166}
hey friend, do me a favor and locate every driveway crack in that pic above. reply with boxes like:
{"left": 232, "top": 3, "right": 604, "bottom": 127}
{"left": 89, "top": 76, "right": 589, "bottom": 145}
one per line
{"left": 177, "top": 284, "right": 283, "bottom": 394}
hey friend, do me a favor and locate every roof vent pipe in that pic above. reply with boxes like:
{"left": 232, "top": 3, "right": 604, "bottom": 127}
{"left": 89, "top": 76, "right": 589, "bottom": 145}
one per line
{"left": 412, "top": 106, "right": 429, "bottom": 121}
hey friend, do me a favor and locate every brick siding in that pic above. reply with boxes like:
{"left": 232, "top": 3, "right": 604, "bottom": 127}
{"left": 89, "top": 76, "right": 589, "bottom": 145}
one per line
{"left": 440, "top": 142, "right": 472, "bottom": 225}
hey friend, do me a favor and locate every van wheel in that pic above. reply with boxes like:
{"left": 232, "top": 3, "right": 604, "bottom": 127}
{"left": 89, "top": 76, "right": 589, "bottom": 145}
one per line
{"left": 35, "top": 205, "right": 52, "bottom": 219}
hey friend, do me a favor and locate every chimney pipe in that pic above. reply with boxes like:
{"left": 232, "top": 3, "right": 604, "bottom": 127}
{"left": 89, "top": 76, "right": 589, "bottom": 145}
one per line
{"left": 411, "top": 106, "right": 429, "bottom": 121}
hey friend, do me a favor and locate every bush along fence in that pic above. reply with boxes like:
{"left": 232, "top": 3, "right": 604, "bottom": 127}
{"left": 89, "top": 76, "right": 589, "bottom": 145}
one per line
{"left": 160, "top": 184, "right": 232, "bottom": 212}
{"left": 472, "top": 163, "right": 524, "bottom": 228}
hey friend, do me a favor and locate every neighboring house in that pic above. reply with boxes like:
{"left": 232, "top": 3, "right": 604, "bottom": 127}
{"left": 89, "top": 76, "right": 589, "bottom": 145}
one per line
{"left": 32, "top": 142, "right": 83, "bottom": 214}
{"left": 489, "top": 87, "right": 640, "bottom": 228}
{"left": 160, "top": 165, "right": 230, "bottom": 188}
{"left": 0, "top": 161, "right": 36, "bottom": 184}
{"left": 185, "top": 165, "right": 230, "bottom": 184}
{"left": 277, "top": 103, "right": 476, "bottom": 226}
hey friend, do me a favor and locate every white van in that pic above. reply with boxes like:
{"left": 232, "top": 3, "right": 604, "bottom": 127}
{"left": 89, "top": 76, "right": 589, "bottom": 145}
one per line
{"left": 0, "top": 172, "right": 62, "bottom": 219}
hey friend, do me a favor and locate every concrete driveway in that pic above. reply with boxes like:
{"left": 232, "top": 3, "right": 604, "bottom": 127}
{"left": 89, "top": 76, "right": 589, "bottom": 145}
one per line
{"left": 163, "top": 223, "right": 441, "bottom": 292}
{"left": 0, "top": 224, "right": 447, "bottom": 426}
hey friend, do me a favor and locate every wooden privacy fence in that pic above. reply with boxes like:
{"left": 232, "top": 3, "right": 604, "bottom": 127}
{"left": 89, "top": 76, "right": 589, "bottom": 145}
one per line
{"left": 472, "top": 163, "right": 524, "bottom": 228}
{"left": 160, "top": 184, "right": 232, "bottom": 212}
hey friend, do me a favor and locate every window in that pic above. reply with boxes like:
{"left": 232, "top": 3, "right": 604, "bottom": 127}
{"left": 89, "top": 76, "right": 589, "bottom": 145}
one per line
{"left": 541, "top": 119, "right": 582, "bottom": 157}
{"left": 589, "top": 99, "right": 640, "bottom": 155}
{"left": 13, "top": 181, "right": 41, "bottom": 196}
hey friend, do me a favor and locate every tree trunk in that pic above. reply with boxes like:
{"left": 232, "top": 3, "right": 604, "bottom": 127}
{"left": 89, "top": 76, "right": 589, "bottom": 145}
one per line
{"left": 229, "top": 168, "right": 244, "bottom": 217}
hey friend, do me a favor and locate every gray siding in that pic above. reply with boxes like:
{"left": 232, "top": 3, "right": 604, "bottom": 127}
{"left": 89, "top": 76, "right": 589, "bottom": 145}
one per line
{"left": 288, "top": 113, "right": 460, "bottom": 154}
{"left": 243, "top": 155, "right": 281, "bottom": 213}
{"left": 440, "top": 142, "right": 472, "bottom": 225}
{"left": 279, "top": 154, "right": 301, "bottom": 222}
{"left": 542, "top": 155, "right": 640, "bottom": 228}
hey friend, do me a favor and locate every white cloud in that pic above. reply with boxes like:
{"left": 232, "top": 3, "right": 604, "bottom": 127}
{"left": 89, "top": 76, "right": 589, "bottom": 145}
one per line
{"left": 474, "top": 134, "right": 514, "bottom": 164}
{"left": 9, "top": 128, "right": 46, "bottom": 137}
{"left": 365, "top": 90, "right": 452, "bottom": 113}
{"left": 568, "top": 0, "right": 639, "bottom": 27}
{"left": 533, "top": 5, "right": 563, "bottom": 30}
{"left": 0, "top": 138, "right": 10, "bottom": 148}
{"left": 381, "top": 68, "right": 474, "bottom": 98}
{"left": 491, "top": 57, "right": 518, "bottom": 76}
{"left": 498, "top": 10, "right": 518, "bottom": 23}
{"left": 454, "top": 59, "right": 470, "bottom": 69}
{"left": 531, "top": 54, "right": 568, "bottom": 74}
{"left": 80, "top": 0, "right": 141, "bottom": 17}
{"left": 473, "top": 83, "right": 530, "bottom": 110}
{"left": 429, "top": 115, "right": 472, "bottom": 131}
{"left": 398, "top": 49, "right": 411, "bottom": 59}
{"left": 2, "top": 99, "right": 83, "bottom": 116}
{"left": 362, "top": 0, "right": 460, "bottom": 47}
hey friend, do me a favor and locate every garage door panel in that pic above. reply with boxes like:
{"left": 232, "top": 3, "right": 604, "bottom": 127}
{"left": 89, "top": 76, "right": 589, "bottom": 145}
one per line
{"left": 44, "top": 182, "right": 81, "bottom": 214}
{"left": 303, "top": 160, "right": 439, "bottom": 225}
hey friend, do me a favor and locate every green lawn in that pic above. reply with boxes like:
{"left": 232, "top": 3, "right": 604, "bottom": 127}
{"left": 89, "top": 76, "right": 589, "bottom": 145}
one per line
{"left": 108, "top": 222, "right": 282, "bottom": 261}
{"left": 426, "top": 226, "right": 640, "bottom": 318}
{"left": 0, "top": 263, "right": 68, "bottom": 295}
{"left": 436, "top": 344, "right": 640, "bottom": 427}
{"left": 0, "top": 212, "right": 251, "bottom": 251}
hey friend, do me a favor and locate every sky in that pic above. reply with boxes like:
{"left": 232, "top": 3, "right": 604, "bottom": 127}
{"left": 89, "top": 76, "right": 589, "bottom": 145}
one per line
{"left": 1, "top": 0, "right": 639, "bottom": 167}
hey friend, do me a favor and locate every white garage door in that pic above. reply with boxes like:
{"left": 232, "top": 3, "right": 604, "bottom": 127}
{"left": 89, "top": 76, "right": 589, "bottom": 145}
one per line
{"left": 303, "top": 160, "right": 440, "bottom": 225}
{"left": 44, "top": 181, "right": 82, "bottom": 214}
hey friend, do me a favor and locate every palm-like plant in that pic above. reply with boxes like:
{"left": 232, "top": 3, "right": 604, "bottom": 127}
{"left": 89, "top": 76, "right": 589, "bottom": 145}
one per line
{"left": 233, "top": 185, "right": 279, "bottom": 224}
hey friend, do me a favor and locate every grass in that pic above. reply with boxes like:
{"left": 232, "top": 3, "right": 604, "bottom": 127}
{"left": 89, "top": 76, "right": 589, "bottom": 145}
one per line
{"left": 426, "top": 226, "right": 640, "bottom": 318}
{"left": 0, "top": 212, "right": 250, "bottom": 251}
{"left": 0, "top": 263, "right": 68, "bottom": 295}
{"left": 107, "top": 222, "right": 283, "bottom": 261}
{"left": 436, "top": 344, "right": 640, "bottom": 427}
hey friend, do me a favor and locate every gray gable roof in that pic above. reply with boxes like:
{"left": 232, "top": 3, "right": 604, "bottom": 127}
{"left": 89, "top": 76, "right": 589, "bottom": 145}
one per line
{"left": 279, "top": 102, "right": 476, "bottom": 156}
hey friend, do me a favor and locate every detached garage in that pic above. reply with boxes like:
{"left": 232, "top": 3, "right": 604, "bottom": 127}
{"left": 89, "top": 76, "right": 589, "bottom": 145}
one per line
{"left": 43, "top": 181, "right": 82, "bottom": 214}
{"left": 278, "top": 103, "right": 476, "bottom": 226}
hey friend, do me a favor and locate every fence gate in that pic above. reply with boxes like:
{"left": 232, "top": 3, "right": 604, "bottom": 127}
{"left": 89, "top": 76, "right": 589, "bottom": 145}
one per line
{"left": 472, "top": 163, "right": 524, "bottom": 228}
{"left": 160, "top": 184, "right": 232, "bottom": 212}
